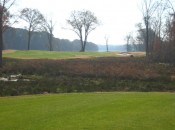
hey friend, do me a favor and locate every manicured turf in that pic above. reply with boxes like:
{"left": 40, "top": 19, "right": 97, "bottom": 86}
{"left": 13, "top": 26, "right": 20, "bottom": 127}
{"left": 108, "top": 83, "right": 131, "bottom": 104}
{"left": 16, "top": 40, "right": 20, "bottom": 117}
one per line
{"left": 0, "top": 92, "right": 174, "bottom": 130}
{"left": 3, "top": 50, "right": 119, "bottom": 59}
{"left": 3, "top": 50, "right": 145, "bottom": 59}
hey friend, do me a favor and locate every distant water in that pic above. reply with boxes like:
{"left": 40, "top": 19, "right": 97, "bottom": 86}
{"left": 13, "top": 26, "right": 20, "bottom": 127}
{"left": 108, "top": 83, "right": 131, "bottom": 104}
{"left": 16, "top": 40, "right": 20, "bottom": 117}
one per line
{"left": 98, "top": 45, "right": 126, "bottom": 52}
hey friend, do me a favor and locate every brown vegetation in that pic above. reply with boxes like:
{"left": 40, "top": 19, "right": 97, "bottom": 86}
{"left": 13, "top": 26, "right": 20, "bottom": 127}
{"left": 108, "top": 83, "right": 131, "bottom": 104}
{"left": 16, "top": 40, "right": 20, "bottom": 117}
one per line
{"left": 1, "top": 57, "right": 175, "bottom": 80}
{"left": 0, "top": 57, "right": 175, "bottom": 96}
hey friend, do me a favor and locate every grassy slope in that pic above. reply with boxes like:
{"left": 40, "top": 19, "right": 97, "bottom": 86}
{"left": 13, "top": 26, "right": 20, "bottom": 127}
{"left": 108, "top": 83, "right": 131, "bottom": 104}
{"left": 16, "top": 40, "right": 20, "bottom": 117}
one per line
{"left": 0, "top": 92, "right": 174, "bottom": 130}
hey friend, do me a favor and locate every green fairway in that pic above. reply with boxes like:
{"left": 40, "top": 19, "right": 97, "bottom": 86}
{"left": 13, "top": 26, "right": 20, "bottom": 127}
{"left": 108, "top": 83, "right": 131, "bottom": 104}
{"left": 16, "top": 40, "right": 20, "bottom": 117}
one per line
{"left": 0, "top": 92, "right": 174, "bottom": 130}
{"left": 3, "top": 50, "right": 145, "bottom": 59}
{"left": 3, "top": 50, "right": 119, "bottom": 59}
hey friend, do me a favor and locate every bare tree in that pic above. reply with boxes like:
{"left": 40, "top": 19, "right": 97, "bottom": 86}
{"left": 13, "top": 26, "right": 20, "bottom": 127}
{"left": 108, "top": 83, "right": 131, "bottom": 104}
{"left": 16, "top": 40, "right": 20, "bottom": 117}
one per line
{"left": 43, "top": 18, "right": 55, "bottom": 51}
{"left": 20, "top": 8, "right": 45, "bottom": 50}
{"left": 125, "top": 33, "right": 132, "bottom": 52}
{"left": 0, "top": 0, "right": 15, "bottom": 67}
{"left": 154, "top": 1, "right": 168, "bottom": 40}
{"left": 67, "top": 10, "right": 99, "bottom": 52}
{"left": 140, "top": 0, "right": 160, "bottom": 57}
{"left": 167, "top": 0, "right": 175, "bottom": 41}
{"left": 167, "top": 0, "right": 175, "bottom": 13}
{"left": 104, "top": 35, "right": 109, "bottom": 52}
{"left": 135, "top": 23, "right": 145, "bottom": 51}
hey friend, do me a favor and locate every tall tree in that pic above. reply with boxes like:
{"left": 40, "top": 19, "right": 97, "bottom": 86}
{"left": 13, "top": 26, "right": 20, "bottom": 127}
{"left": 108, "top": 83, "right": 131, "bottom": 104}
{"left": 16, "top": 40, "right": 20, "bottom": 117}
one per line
{"left": 167, "top": 0, "right": 175, "bottom": 41}
{"left": 141, "top": 0, "right": 160, "bottom": 57}
{"left": 43, "top": 18, "right": 55, "bottom": 51}
{"left": 67, "top": 10, "right": 99, "bottom": 52}
{"left": 20, "top": 8, "right": 45, "bottom": 50}
{"left": 104, "top": 35, "right": 109, "bottom": 52}
{"left": 0, "top": 0, "right": 15, "bottom": 67}
{"left": 125, "top": 33, "right": 132, "bottom": 52}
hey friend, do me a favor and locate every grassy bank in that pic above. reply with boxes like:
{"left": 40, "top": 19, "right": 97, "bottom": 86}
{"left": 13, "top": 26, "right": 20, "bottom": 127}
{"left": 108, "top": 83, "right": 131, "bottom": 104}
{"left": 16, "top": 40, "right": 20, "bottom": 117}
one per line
{"left": 0, "top": 92, "right": 174, "bottom": 130}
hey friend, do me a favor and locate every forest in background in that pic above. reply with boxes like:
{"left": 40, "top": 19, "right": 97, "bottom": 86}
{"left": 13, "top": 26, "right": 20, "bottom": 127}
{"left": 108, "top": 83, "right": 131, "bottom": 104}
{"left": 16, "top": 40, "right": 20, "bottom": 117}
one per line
{"left": 3, "top": 27, "right": 98, "bottom": 52}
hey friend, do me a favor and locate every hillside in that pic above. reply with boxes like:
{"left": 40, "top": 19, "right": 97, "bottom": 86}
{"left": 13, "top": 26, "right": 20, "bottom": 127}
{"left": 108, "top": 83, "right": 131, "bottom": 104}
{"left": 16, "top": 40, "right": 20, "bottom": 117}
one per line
{"left": 3, "top": 27, "right": 98, "bottom": 52}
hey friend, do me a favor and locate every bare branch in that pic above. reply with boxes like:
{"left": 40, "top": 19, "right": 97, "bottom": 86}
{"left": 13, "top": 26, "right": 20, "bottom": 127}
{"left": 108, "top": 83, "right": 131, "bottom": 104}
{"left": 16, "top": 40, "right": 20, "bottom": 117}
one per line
{"left": 20, "top": 8, "right": 45, "bottom": 50}
{"left": 66, "top": 10, "right": 99, "bottom": 52}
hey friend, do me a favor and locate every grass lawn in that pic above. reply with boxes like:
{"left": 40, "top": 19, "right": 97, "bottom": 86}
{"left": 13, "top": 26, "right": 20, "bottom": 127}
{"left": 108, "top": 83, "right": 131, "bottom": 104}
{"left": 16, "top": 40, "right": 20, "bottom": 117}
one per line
{"left": 2, "top": 50, "right": 120, "bottom": 59}
{"left": 0, "top": 92, "right": 174, "bottom": 130}
{"left": 2, "top": 50, "right": 145, "bottom": 59}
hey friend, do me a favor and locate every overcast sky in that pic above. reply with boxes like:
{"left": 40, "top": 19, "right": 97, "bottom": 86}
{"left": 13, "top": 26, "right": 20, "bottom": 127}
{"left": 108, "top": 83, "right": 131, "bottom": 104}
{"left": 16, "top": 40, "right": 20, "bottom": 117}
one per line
{"left": 13, "top": 0, "right": 143, "bottom": 45}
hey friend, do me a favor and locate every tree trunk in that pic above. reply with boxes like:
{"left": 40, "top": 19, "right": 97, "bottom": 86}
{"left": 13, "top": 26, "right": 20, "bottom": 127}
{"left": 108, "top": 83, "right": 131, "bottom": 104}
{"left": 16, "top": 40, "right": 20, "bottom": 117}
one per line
{"left": 49, "top": 34, "right": 53, "bottom": 51}
{"left": 83, "top": 38, "right": 87, "bottom": 52}
{"left": 106, "top": 43, "right": 109, "bottom": 52}
{"left": 80, "top": 41, "right": 84, "bottom": 52}
{"left": 127, "top": 39, "right": 129, "bottom": 52}
{"left": 82, "top": 41, "right": 86, "bottom": 52}
{"left": 0, "top": 14, "right": 3, "bottom": 67}
{"left": 146, "top": 19, "right": 149, "bottom": 57}
{"left": 80, "top": 35, "right": 84, "bottom": 52}
{"left": 27, "top": 31, "right": 31, "bottom": 50}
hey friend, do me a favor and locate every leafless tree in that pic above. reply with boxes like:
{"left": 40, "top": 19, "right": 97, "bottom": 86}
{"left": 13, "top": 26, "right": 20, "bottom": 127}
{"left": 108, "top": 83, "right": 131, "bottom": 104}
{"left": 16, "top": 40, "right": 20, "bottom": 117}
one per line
{"left": 67, "top": 10, "right": 99, "bottom": 52}
{"left": 154, "top": 1, "right": 168, "bottom": 40}
{"left": 20, "top": 8, "right": 45, "bottom": 50}
{"left": 104, "top": 35, "right": 109, "bottom": 52}
{"left": 125, "top": 33, "right": 132, "bottom": 52}
{"left": 167, "top": 0, "right": 175, "bottom": 41}
{"left": 0, "top": 0, "right": 16, "bottom": 67}
{"left": 43, "top": 18, "right": 55, "bottom": 51}
{"left": 167, "top": 0, "right": 175, "bottom": 13}
{"left": 140, "top": 0, "right": 160, "bottom": 57}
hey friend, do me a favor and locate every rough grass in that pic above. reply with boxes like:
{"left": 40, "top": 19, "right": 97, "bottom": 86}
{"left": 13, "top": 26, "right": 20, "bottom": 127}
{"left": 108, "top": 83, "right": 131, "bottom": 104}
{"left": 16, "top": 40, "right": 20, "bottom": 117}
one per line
{"left": 0, "top": 92, "right": 174, "bottom": 130}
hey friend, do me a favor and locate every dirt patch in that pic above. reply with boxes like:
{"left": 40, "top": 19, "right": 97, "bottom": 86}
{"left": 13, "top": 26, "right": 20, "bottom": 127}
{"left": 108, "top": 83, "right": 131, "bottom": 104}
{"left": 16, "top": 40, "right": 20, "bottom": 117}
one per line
{"left": 130, "top": 52, "right": 145, "bottom": 56}
{"left": 117, "top": 52, "right": 145, "bottom": 57}
{"left": 74, "top": 55, "right": 94, "bottom": 59}
{"left": 117, "top": 52, "right": 132, "bottom": 57}
{"left": 2, "top": 50, "right": 16, "bottom": 54}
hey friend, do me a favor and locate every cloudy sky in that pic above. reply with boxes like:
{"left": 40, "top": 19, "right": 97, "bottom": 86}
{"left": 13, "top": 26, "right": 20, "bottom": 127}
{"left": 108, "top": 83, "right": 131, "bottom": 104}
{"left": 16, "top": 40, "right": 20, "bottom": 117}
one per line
{"left": 13, "top": 0, "right": 143, "bottom": 45}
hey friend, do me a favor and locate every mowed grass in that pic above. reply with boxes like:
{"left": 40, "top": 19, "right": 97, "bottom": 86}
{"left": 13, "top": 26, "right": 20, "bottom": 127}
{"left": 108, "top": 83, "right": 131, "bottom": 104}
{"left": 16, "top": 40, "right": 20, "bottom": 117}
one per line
{"left": 3, "top": 50, "right": 120, "bottom": 59}
{"left": 2, "top": 50, "right": 145, "bottom": 59}
{"left": 0, "top": 92, "right": 174, "bottom": 130}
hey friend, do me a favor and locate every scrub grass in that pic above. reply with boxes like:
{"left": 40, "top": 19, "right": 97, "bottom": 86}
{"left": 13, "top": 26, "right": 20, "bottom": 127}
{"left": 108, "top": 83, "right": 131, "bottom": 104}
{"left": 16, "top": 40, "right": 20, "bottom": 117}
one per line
{"left": 0, "top": 92, "right": 174, "bottom": 130}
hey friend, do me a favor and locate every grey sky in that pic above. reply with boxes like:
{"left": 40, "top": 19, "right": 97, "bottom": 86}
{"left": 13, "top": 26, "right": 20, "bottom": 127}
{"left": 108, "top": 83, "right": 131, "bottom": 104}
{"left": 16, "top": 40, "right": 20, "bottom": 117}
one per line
{"left": 14, "top": 0, "right": 143, "bottom": 45}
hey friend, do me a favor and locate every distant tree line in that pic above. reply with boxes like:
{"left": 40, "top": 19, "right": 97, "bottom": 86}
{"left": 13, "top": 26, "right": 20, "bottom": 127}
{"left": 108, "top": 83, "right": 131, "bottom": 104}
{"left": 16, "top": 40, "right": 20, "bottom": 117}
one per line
{"left": 3, "top": 27, "right": 98, "bottom": 51}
